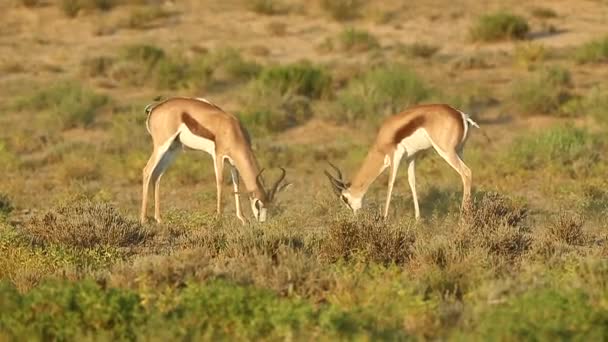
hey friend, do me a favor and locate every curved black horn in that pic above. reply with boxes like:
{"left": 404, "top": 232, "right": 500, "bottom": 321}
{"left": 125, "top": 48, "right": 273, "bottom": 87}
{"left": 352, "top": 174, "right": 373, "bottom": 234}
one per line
{"left": 327, "top": 161, "right": 344, "bottom": 182}
{"left": 268, "top": 167, "right": 287, "bottom": 201}
{"left": 324, "top": 170, "right": 345, "bottom": 195}
{"left": 256, "top": 168, "right": 266, "bottom": 188}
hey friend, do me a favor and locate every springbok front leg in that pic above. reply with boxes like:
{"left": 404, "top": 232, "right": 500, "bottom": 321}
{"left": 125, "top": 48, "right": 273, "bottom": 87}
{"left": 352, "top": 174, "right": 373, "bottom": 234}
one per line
{"left": 383, "top": 152, "right": 404, "bottom": 219}
{"left": 406, "top": 158, "right": 420, "bottom": 220}
{"left": 214, "top": 155, "right": 225, "bottom": 216}
{"left": 230, "top": 166, "right": 246, "bottom": 225}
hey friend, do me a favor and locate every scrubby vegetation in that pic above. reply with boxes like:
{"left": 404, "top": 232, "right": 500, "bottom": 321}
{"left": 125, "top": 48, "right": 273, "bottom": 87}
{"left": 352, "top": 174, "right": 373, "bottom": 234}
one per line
{"left": 512, "top": 66, "right": 572, "bottom": 115}
{"left": 575, "top": 36, "right": 608, "bottom": 64}
{"left": 470, "top": 12, "right": 530, "bottom": 42}
{"left": 337, "top": 64, "right": 431, "bottom": 124}
{"left": 2, "top": 0, "right": 607, "bottom": 340}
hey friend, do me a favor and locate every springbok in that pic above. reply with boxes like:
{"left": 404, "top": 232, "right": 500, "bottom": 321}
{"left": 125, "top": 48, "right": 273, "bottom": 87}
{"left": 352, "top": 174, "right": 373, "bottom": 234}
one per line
{"left": 140, "top": 97, "right": 289, "bottom": 224}
{"left": 325, "top": 104, "right": 479, "bottom": 219}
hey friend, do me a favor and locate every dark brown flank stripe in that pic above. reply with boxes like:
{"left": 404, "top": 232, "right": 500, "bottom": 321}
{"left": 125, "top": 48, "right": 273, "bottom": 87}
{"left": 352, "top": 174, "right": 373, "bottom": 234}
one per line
{"left": 393, "top": 116, "right": 426, "bottom": 144}
{"left": 181, "top": 112, "right": 216, "bottom": 141}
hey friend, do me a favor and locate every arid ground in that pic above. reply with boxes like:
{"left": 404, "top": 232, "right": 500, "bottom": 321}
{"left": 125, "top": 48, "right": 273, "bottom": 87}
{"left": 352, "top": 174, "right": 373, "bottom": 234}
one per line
{"left": 1, "top": 0, "right": 607, "bottom": 340}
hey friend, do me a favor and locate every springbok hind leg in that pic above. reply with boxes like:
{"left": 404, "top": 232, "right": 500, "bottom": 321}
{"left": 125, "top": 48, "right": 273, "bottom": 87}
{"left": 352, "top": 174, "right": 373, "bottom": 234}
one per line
{"left": 443, "top": 151, "right": 472, "bottom": 213}
{"left": 141, "top": 151, "right": 158, "bottom": 223}
{"left": 150, "top": 137, "right": 181, "bottom": 223}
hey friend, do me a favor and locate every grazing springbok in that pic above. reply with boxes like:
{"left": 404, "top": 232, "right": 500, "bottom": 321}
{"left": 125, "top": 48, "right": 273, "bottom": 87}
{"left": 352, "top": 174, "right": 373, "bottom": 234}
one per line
{"left": 141, "top": 97, "right": 289, "bottom": 224}
{"left": 325, "top": 104, "right": 479, "bottom": 219}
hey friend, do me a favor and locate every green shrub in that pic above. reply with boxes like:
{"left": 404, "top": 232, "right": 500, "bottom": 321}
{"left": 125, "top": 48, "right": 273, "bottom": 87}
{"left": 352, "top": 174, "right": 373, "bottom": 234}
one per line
{"left": 22, "top": 199, "right": 150, "bottom": 248}
{"left": 560, "top": 86, "right": 608, "bottom": 122}
{"left": 399, "top": 42, "right": 440, "bottom": 58}
{"left": 125, "top": 6, "right": 173, "bottom": 29}
{"left": 13, "top": 81, "right": 109, "bottom": 129}
{"left": 60, "top": 0, "right": 81, "bottom": 17}
{"left": 464, "top": 288, "right": 608, "bottom": 340}
{"left": 512, "top": 66, "right": 572, "bottom": 115}
{"left": 80, "top": 56, "right": 114, "bottom": 77}
{"left": 0, "top": 193, "right": 12, "bottom": 219}
{"left": 470, "top": 12, "right": 529, "bottom": 42}
{"left": 0, "top": 279, "right": 399, "bottom": 340}
{"left": 19, "top": 0, "right": 40, "bottom": 7}
{"left": 0, "top": 141, "right": 18, "bottom": 172}
{"left": 202, "top": 47, "right": 261, "bottom": 83}
{"left": 238, "top": 86, "right": 313, "bottom": 133}
{"left": 337, "top": 64, "right": 431, "bottom": 123}
{"left": 248, "top": 0, "right": 289, "bottom": 15}
{"left": 320, "top": 0, "right": 365, "bottom": 21}
{"left": 321, "top": 213, "right": 415, "bottom": 265}
{"left": 122, "top": 44, "right": 166, "bottom": 66}
{"left": 513, "top": 43, "right": 548, "bottom": 69}
{"left": 530, "top": 7, "right": 557, "bottom": 19}
{"left": 548, "top": 212, "right": 588, "bottom": 246}
{"left": 509, "top": 125, "right": 600, "bottom": 170}
{"left": 575, "top": 36, "right": 608, "bottom": 64}
{"left": 256, "top": 62, "right": 331, "bottom": 99}
{"left": 337, "top": 28, "right": 380, "bottom": 52}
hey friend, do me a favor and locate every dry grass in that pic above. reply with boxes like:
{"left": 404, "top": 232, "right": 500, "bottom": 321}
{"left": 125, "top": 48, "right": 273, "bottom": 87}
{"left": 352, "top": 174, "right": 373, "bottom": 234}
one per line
{"left": 1, "top": 0, "right": 608, "bottom": 339}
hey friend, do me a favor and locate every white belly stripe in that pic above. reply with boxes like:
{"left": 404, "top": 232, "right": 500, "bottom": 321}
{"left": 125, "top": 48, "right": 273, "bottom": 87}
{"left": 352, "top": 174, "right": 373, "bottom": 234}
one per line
{"left": 177, "top": 123, "right": 216, "bottom": 157}
{"left": 398, "top": 128, "right": 433, "bottom": 157}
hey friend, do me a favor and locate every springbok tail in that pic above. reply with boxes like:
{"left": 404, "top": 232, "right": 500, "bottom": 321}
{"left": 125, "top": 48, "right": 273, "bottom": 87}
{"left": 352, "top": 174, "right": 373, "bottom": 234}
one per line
{"left": 466, "top": 117, "right": 480, "bottom": 129}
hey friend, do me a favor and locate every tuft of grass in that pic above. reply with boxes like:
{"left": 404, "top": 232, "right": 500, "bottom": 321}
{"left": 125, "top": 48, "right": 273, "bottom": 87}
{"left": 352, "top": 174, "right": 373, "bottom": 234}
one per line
{"left": 238, "top": 86, "right": 313, "bottom": 133}
{"left": 513, "top": 43, "right": 548, "bottom": 69}
{"left": 60, "top": 0, "right": 81, "bottom": 17}
{"left": 548, "top": 212, "right": 588, "bottom": 246}
{"left": 559, "top": 86, "right": 608, "bottom": 122}
{"left": 337, "top": 64, "right": 431, "bottom": 124}
{"left": 255, "top": 62, "right": 331, "bottom": 99}
{"left": 248, "top": 0, "right": 290, "bottom": 15}
{"left": 509, "top": 125, "right": 600, "bottom": 171}
{"left": 320, "top": 0, "right": 365, "bottom": 21}
{"left": 0, "top": 193, "right": 12, "bottom": 220}
{"left": 125, "top": 6, "right": 174, "bottom": 30}
{"left": 266, "top": 21, "right": 287, "bottom": 36}
{"left": 321, "top": 213, "right": 415, "bottom": 265}
{"left": 22, "top": 199, "right": 150, "bottom": 248}
{"left": 13, "top": 81, "right": 109, "bottom": 130}
{"left": 399, "top": 42, "right": 440, "bottom": 59}
{"left": 80, "top": 56, "right": 114, "bottom": 78}
{"left": 18, "top": 0, "right": 40, "bottom": 7}
{"left": 512, "top": 66, "right": 572, "bottom": 115}
{"left": 470, "top": 12, "right": 529, "bottom": 42}
{"left": 530, "top": 7, "right": 558, "bottom": 19}
{"left": 574, "top": 36, "right": 608, "bottom": 64}
{"left": 337, "top": 28, "right": 380, "bottom": 52}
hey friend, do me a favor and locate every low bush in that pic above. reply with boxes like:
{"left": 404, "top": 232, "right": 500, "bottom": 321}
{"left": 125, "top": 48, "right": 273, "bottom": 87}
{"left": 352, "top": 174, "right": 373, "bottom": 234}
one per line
{"left": 22, "top": 199, "right": 150, "bottom": 248}
{"left": 248, "top": 0, "right": 290, "bottom": 15}
{"left": 512, "top": 66, "right": 572, "bottom": 115}
{"left": 470, "top": 12, "right": 529, "bottom": 42}
{"left": 508, "top": 125, "right": 600, "bottom": 171}
{"left": 321, "top": 213, "right": 415, "bottom": 265}
{"left": 320, "top": 0, "right": 365, "bottom": 21}
{"left": 12, "top": 81, "right": 109, "bottom": 130}
{"left": 255, "top": 62, "right": 331, "bottom": 99}
{"left": 337, "top": 28, "right": 380, "bottom": 52}
{"left": 337, "top": 64, "right": 431, "bottom": 124}
{"left": 574, "top": 36, "right": 608, "bottom": 64}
